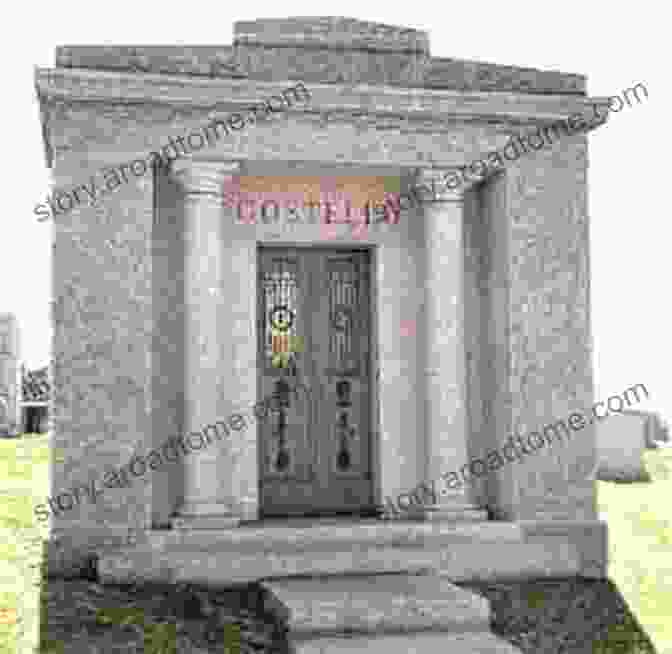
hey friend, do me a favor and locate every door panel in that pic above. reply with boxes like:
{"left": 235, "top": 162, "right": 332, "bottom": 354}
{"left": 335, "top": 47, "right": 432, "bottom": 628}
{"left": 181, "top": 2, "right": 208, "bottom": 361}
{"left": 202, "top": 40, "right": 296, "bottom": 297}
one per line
{"left": 258, "top": 250, "right": 313, "bottom": 485}
{"left": 258, "top": 247, "right": 373, "bottom": 517}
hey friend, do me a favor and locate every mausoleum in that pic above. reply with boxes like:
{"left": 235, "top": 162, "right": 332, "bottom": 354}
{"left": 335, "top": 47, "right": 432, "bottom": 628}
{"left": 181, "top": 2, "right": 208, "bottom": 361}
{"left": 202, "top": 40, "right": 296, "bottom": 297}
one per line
{"left": 35, "top": 17, "right": 610, "bottom": 652}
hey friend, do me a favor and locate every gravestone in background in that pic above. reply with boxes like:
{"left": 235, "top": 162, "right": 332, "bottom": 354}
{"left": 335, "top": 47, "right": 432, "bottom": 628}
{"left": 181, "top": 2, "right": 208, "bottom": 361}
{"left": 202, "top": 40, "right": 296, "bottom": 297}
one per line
{"left": 596, "top": 412, "right": 665, "bottom": 482}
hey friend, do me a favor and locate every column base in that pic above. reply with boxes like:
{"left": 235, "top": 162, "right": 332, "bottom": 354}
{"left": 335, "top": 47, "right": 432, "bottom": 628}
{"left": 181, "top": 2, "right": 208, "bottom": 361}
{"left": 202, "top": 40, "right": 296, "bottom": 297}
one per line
{"left": 171, "top": 516, "right": 241, "bottom": 530}
{"left": 170, "top": 501, "right": 240, "bottom": 530}
{"left": 406, "top": 491, "right": 488, "bottom": 522}
{"left": 405, "top": 504, "right": 488, "bottom": 522}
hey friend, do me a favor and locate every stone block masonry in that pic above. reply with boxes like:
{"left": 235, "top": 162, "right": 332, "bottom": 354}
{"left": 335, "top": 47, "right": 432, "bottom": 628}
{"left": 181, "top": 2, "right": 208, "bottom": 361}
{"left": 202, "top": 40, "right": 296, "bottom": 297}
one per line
{"left": 33, "top": 81, "right": 311, "bottom": 222}
{"left": 34, "top": 13, "right": 614, "bottom": 583}
{"left": 398, "top": 81, "right": 648, "bottom": 205}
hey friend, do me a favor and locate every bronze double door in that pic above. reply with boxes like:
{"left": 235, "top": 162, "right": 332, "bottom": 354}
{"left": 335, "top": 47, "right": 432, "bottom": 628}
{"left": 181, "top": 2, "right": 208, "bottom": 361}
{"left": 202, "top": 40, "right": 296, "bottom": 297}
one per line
{"left": 258, "top": 247, "right": 374, "bottom": 517}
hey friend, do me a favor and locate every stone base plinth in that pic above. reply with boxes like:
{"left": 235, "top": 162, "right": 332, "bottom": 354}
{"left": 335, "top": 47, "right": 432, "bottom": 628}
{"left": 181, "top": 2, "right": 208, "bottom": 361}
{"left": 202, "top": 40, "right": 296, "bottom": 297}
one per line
{"left": 406, "top": 505, "right": 488, "bottom": 522}
{"left": 170, "top": 501, "right": 241, "bottom": 530}
{"left": 97, "top": 523, "right": 586, "bottom": 586}
{"left": 171, "top": 516, "right": 241, "bottom": 530}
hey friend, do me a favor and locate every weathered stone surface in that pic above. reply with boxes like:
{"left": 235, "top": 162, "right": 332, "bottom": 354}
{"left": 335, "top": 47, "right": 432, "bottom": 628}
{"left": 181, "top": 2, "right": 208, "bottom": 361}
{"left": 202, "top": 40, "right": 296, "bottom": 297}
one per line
{"left": 291, "top": 632, "right": 523, "bottom": 654}
{"left": 405, "top": 507, "right": 488, "bottom": 522}
{"left": 234, "top": 17, "right": 430, "bottom": 52}
{"left": 233, "top": 17, "right": 428, "bottom": 87}
{"left": 56, "top": 45, "right": 240, "bottom": 77}
{"left": 439, "top": 542, "right": 581, "bottom": 581}
{"left": 263, "top": 575, "right": 490, "bottom": 637}
{"left": 97, "top": 538, "right": 582, "bottom": 587}
{"left": 520, "top": 520, "right": 607, "bottom": 579}
{"left": 55, "top": 17, "right": 584, "bottom": 94}
{"left": 99, "top": 546, "right": 439, "bottom": 586}
{"left": 35, "top": 14, "right": 604, "bottom": 582}
{"left": 425, "top": 58, "right": 585, "bottom": 94}
{"left": 146, "top": 520, "right": 525, "bottom": 552}
{"left": 596, "top": 412, "right": 661, "bottom": 482}
{"left": 497, "top": 136, "right": 596, "bottom": 520}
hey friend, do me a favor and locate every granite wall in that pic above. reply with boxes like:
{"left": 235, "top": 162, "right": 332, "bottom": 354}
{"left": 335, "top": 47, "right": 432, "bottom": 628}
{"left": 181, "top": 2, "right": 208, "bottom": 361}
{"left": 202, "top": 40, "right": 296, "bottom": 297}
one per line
{"left": 504, "top": 134, "right": 596, "bottom": 521}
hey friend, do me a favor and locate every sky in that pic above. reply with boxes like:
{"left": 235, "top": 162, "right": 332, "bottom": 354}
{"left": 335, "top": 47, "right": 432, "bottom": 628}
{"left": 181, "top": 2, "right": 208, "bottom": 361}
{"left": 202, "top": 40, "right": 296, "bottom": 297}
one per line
{"left": 0, "top": 0, "right": 668, "bottom": 422}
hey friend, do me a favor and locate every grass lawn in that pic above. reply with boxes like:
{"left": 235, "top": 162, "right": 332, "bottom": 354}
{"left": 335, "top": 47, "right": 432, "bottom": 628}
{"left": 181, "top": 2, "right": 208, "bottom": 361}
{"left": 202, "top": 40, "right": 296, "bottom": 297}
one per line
{"left": 0, "top": 434, "right": 670, "bottom": 653}
{"left": 597, "top": 446, "right": 672, "bottom": 653}
{"left": 0, "top": 433, "right": 51, "bottom": 654}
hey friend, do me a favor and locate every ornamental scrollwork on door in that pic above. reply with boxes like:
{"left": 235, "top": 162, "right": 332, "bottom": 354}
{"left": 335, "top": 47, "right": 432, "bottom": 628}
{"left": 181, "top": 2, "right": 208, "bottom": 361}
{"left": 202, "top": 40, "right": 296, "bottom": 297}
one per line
{"left": 271, "top": 378, "right": 291, "bottom": 472}
{"left": 328, "top": 259, "right": 361, "bottom": 376}
{"left": 263, "top": 263, "right": 301, "bottom": 373}
{"left": 260, "top": 258, "right": 310, "bottom": 479}
{"left": 327, "top": 255, "right": 367, "bottom": 476}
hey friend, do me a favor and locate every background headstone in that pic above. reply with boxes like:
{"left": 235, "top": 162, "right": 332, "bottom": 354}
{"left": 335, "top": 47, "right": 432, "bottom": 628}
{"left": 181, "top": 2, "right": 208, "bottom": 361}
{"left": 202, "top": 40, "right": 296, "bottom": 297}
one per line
{"left": 596, "top": 412, "right": 662, "bottom": 482}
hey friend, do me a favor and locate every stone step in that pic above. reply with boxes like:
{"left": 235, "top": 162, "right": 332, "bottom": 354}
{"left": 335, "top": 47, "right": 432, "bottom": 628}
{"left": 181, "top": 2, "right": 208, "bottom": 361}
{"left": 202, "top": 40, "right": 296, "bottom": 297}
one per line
{"left": 438, "top": 540, "right": 581, "bottom": 581}
{"left": 288, "top": 631, "right": 523, "bottom": 653}
{"left": 98, "top": 546, "right": 439, "bottom": 586}
{"left": 262, "top": 575, "right": 523, "bottom": 653}
{"left": 147, "top": 520, "right": 524, "bottom": 552}
{"left": 262, "top": 575, "right": 491, "bottom": 638}
{"left": 97, "top": 540, "right": 580, "bottom": 586}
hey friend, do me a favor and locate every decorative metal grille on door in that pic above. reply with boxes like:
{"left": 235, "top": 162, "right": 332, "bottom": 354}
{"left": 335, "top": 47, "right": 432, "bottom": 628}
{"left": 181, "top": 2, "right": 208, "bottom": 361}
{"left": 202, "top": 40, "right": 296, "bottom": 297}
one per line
{"left": 326, "top": 256, "right": 367, "bottom": 476}
{"left": 258, "top": 247, "right": 373, "bottom": 517}
{"left": 260, "top": 255, "right": 310, "bottom": 479}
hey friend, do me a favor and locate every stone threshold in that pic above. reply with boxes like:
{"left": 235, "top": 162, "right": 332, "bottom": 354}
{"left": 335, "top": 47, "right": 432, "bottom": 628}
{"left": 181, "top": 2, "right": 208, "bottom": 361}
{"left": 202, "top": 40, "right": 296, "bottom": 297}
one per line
{"left": 147, "top": 518, "right": 525, "bottom": 552}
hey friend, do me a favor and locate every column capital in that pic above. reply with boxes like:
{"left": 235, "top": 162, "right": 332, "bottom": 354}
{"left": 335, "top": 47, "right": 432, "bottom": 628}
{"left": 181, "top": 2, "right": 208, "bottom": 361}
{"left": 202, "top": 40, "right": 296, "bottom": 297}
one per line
{"left": 170, "top": 159, "right": 241, "bottom": 195}
{"left": 414, "top": 167, "right": 482, "bottom": 203}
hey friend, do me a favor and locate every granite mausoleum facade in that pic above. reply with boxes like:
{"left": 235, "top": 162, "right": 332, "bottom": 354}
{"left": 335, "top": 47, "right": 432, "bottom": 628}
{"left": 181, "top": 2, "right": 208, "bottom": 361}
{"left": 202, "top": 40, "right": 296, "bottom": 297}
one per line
{"left": 35, "top": 17, "right": 611, "bottom": 652}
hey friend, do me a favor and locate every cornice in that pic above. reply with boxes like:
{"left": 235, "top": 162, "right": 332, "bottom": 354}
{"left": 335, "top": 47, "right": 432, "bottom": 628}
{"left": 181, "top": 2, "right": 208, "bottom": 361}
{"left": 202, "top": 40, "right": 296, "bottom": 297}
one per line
{"left": 34, "top": 67, "right": 612, "bottom": 126}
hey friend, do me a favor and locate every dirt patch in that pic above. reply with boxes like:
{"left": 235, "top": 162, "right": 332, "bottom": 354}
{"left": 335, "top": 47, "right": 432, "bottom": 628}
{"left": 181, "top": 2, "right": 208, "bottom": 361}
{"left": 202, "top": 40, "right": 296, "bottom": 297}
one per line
{"left": 39, "top": 578, "right": 288, "bottom": 653}
{"left": 459, "top": 578, "right": 657, "bottom": 653}
{"left": 37, "top": 576, "right": 658, "bottom": 653}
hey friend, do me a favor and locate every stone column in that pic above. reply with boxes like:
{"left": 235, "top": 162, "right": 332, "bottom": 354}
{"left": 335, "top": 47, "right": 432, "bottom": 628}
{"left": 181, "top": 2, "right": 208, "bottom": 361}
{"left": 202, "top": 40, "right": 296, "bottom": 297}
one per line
{"left": 170, "top": 160, "right": 243, "bottom": 529}
{"left": 413, "top": 169, "right": 485, "bottom": 521}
